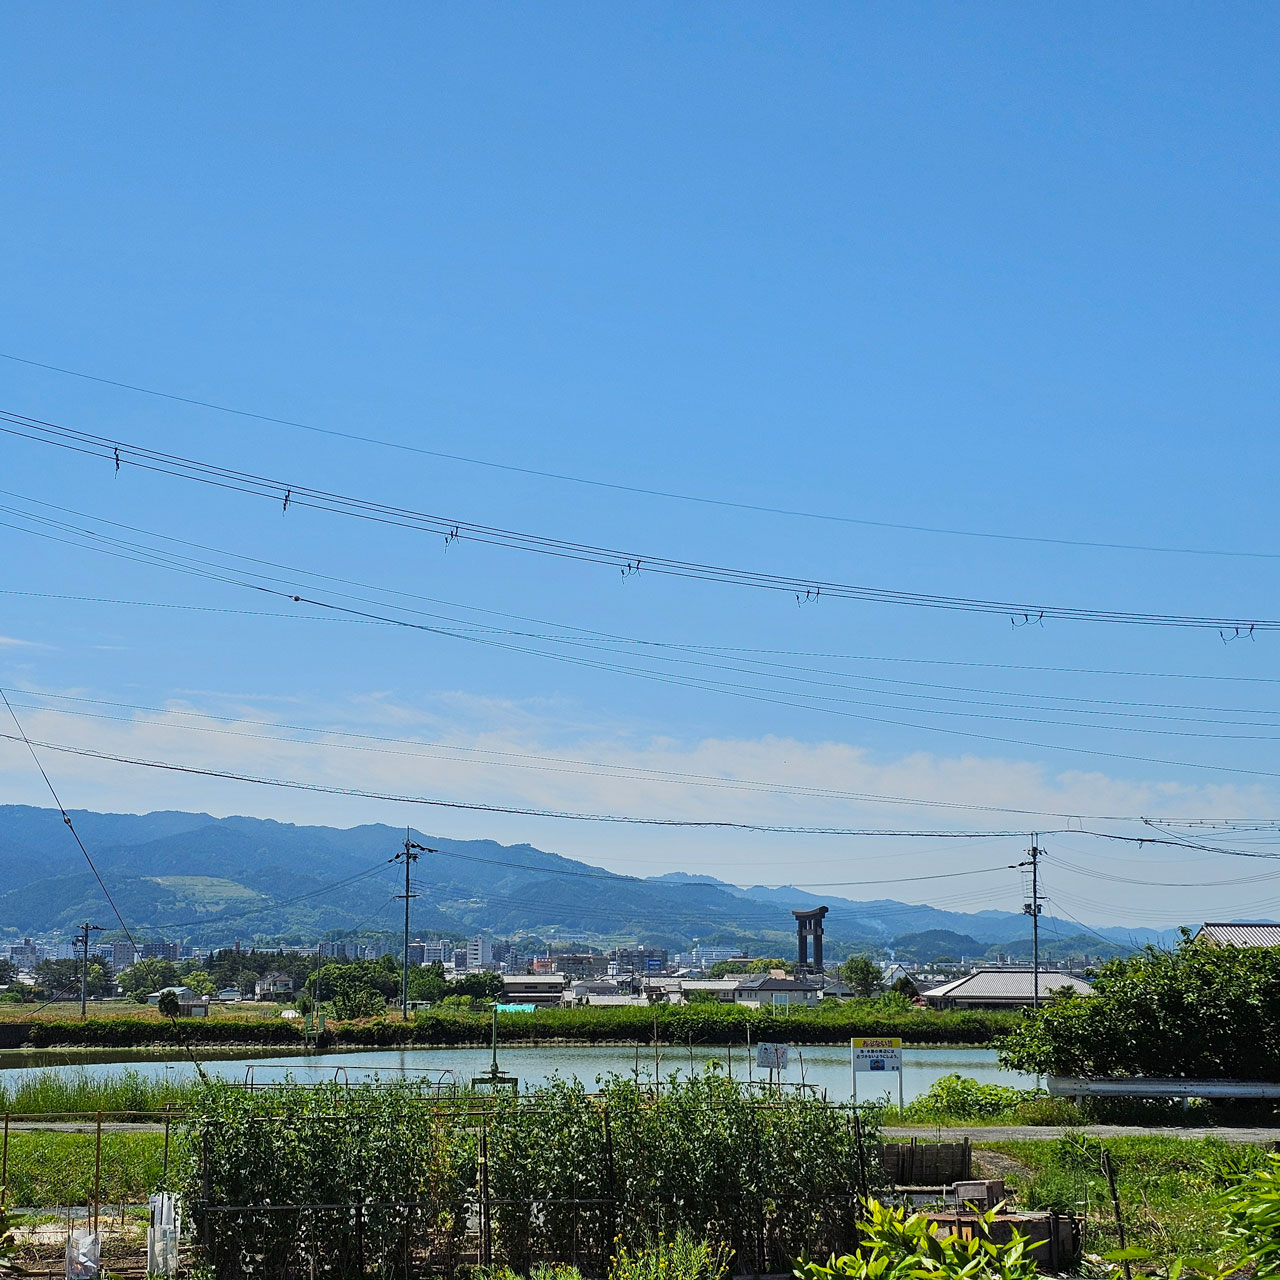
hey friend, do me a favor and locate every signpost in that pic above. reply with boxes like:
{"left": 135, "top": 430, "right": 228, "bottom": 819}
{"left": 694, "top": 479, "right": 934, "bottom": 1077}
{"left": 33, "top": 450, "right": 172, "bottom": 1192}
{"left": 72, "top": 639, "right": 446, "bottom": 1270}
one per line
{"left": 850, "top": 1036, "right": 904, "bottom": 1111}
{"left": 756, "top": 1041, "right": 789, "bottom": 1089}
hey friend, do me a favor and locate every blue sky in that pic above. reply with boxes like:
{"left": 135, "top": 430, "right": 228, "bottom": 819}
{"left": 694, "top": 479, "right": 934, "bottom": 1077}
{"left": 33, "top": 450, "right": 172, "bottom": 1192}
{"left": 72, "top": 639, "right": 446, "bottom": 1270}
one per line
{"left": 3, "top": 4, "right": 1280, "bottom": 930}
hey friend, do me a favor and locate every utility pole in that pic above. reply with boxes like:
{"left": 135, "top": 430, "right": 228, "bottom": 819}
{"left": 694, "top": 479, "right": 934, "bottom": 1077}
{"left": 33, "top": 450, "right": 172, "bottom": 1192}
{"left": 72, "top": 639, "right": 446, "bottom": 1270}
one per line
{"left": 1015, "top": 837, "right": 1045, "bottom": 1009}
{"left": 391, "top": 831, "right": 434, "bottom": 1021}
{"left": 78, "top": 922, "right": 102, "bottom": 1018}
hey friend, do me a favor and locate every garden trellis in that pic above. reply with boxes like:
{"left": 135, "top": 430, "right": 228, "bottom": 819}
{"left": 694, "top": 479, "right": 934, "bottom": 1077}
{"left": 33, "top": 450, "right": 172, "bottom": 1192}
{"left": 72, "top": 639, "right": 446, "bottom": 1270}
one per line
{"left": 177, "top": 1072, "right": 882, "bottom": 1280}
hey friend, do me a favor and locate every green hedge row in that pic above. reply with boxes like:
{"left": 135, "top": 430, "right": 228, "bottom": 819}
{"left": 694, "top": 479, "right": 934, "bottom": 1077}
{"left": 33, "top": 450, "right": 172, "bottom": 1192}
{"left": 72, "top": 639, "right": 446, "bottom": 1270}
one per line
{"left": 17, "top": 1002, "right": 1017, "bottom": 1049}
{"left": 23, "top": 1017, "right": 306, "bottom": 1048}
{"left": 336, "top": 1001, "right": 1016, "bottom": 1047}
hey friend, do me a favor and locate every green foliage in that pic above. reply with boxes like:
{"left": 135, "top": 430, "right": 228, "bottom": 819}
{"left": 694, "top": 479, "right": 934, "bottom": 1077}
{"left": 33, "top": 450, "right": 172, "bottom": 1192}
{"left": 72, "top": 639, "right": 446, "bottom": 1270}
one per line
{"left": 841, "top": 957, "right": 884, "bottom": 998}
{"left": 707, "top": 958, "right": 792, "bottom": 978}
{"left": 0, "top": 957, "right": 16, "bottom": 985}
{"left": 179, "top": 1072, "right": 881, "bottom": 1278}
{"left": 0, "top": 1066, "right": 196, "bottom": 1116}
{"left": 795, "top": 1198, "right": 1040, "bottom": 1280}
{"left": 1219, "top": 1151, "right": 1280, "bottom": 1274}
{"left": 33, "top": 958, "right": 112, "bottom": 1000}
{"left": 999, "top": 937, "right": 1280, "bottom": 1079}
{"left": 118, "top": 958, "right": 180, "bottom": 998}
{"left": 157, "top": 989, "right": 181, "bottom": 1018}
{"left": 610, "top": 1232, "right": 732, "bottom": 1280}
{"left": 1, "top": 1131, "right": 163, "bottom": 1207}
{"left": 901, "top": 1074, "right": 1041, "bottom": 1123}
{"left": 982, "top": 1135, "right": 1272, "bottom": 1262}
{"left": 24, "top": 1016, "right": 305, "bottom": 1048}
{"left": 181, "top": 968, "right": 216, "bottom": 997}
{"left": 0, "top": 1192, "right": 17, "bottom": 1273}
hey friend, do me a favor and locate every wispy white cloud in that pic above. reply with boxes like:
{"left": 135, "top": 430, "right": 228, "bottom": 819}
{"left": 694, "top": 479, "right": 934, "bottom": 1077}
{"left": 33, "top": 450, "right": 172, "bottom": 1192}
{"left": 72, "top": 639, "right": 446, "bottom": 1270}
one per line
{"left": 1, "top": 686, "right": 1274, "bottom": 927}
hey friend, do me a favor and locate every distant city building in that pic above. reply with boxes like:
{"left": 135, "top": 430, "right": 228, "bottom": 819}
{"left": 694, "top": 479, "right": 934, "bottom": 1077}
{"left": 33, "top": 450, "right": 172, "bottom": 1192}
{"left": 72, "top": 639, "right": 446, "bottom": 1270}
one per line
{"left": 112, "top": 941, "right": 138, "bottom": 968}
{"left": 422, "top": 942, "right": 449, "bottom": 965}
{"left": 452, "top": 947, "right": 468, "bottom": 970}
{"left": 502, "top": 974, "right": 570, "bottom": 1007}
{"left": 612, "top": 947, "right": 669, "bottom": 974}
{"left": 9, "top": 939, "right": 39, "bottom": 967}
{"left": 467, "top": 935, "right": 493, "bottom": 968}
{"left": 675, "top": 947, "right": 746, "bottom": 972}
{"left": 319, "top": 940, "right": 350, "bottom": 960}
{"left": 140, "top": 940, "right": 180, "bottom": 962}
{"left": 551, "top": 952, "right": 610, "bottom": 978}
{"left": 407, "top": 942, "right": 427, "bottom": 966}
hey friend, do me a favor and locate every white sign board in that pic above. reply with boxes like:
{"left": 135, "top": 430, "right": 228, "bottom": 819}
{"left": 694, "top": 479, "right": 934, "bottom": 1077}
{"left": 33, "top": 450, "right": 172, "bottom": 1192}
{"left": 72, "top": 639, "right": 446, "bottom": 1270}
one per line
{"left": 852, "top": 1036, "right": 902, "bottom": 1074}
{"left": 756, "top": 1042, "right": 789, "bottom": 1071}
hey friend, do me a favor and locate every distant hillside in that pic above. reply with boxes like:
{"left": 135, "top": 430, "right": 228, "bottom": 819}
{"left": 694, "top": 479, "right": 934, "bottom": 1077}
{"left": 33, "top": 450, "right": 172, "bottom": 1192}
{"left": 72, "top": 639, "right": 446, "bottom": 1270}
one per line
{"left": 0, "top": 806, "right": 1183, "bottom": 952}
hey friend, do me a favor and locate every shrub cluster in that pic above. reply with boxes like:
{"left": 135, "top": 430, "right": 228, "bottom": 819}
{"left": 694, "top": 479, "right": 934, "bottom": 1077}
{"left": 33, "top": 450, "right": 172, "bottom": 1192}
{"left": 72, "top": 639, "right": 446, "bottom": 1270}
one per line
{"left": 999, "top": 937, "right": 1280, "bottom": 1079}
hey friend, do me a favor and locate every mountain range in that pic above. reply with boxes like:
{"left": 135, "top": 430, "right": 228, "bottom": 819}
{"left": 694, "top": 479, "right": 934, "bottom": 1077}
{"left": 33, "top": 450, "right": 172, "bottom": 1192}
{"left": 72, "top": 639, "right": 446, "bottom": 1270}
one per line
{"left": 0, "top": 805, "right": 1183, "bottom": 955}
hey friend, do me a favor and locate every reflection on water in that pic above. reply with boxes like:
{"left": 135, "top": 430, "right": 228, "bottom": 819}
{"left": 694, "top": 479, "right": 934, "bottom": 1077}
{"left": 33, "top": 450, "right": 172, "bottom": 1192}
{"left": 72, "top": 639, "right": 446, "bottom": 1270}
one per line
{"left": 0, "top": 1043, "right": 1035, "bottom": 1102}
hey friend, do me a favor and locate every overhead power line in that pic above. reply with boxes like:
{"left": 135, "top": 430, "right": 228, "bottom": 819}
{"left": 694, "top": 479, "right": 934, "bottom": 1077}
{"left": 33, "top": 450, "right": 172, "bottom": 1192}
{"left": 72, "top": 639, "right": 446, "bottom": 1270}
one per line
{"left": 3, "top": 351, "right": 1275, "bottom": 562}
{"left": 5, "top": 497, "right": 1280, "bottom": 783}
{"left": 4, "top": 408, "right": 1276, "bottom": 631}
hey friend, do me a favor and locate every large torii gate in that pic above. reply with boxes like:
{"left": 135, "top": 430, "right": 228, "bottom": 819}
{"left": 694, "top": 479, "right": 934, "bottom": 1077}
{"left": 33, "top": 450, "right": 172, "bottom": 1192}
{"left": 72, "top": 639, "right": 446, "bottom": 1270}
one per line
{"left": 793, "top": 905, "right": 829, "bottom": 973}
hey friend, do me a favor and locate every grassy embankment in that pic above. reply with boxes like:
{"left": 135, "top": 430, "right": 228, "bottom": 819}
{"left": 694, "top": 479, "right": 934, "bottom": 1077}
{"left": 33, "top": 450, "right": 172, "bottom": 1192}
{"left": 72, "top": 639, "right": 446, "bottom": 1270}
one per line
{"left": 5, "top": 1001, "right": 1019, "bottom": 1049}
{"left": 0, "top": 1067, "right": 196, "bottom": 1116}
{"left": 0, "top": 999, "right": 286, "bottom": 1024}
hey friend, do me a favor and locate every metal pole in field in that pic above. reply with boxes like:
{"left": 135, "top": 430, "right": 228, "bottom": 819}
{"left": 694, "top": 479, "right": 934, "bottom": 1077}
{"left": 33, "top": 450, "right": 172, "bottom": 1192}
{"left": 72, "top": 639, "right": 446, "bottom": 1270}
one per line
{"left": 849, "top": 1037, "right": 855, "bottom": 1103}
{"left": 1, "top": 1111, "right": 8, "bottom": 1206}
{"left": 93, "top": 1109, "right": 103, "bottom": 1235}
{"left": 898, "top": 1066, "right": 904, "bottom": 1115}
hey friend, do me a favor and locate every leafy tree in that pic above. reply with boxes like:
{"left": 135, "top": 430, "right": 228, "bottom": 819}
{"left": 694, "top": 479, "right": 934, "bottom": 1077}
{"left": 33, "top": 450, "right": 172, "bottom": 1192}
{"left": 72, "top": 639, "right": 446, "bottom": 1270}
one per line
{"left": 452, "top": 970, "right": 503, "bottom": 1000}
{"left": 1000, "top": 935, "right": 1280, "bottom": 1080}
{"left": 34, "top": 957, "right": 113, "bottom": 999}
{"left": 406, "top": 961, "right": 449, "bottom": 1003}
{"left": 182, "top": 968, "right": 215, "bottom": 997}
{"left": 307, "top": 959, "right": 396, "bottom": 1018}
{"left": 118, "top": 957, "right": 180, "bottom": 998}
{"left": 330, "top": 982, "right": 386, "bottom": 1019}
{"left": 0, "top": 957, "right": 17, "bottom": 985}
{"left": 891, "top": 975, "right": 920, "bottom": 1000}
{"left": 157, "top": 989, "right": 181, "bottom": 1018}
{"left": 841, "top": 955, "right": 884, "bottom": 997}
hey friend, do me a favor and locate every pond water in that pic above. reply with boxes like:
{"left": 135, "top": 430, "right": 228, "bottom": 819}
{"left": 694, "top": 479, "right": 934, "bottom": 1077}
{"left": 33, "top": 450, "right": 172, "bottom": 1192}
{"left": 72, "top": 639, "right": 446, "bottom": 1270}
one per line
{"left": 0, "top": 1043, "right": 1035, "bottom": 1102}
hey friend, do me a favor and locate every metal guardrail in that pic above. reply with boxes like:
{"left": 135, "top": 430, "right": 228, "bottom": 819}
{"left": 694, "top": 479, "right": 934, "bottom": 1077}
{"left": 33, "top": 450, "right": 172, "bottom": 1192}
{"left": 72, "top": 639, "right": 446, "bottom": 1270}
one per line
{"left": 1049, "top": 1075, "right": 1280, "bottom": 1098}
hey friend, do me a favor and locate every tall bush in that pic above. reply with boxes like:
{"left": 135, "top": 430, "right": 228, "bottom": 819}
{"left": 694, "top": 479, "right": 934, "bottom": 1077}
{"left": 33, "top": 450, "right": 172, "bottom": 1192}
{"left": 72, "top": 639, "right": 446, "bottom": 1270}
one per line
{"left": 999, "top": 938, "right": 1280, "bottom": 1079}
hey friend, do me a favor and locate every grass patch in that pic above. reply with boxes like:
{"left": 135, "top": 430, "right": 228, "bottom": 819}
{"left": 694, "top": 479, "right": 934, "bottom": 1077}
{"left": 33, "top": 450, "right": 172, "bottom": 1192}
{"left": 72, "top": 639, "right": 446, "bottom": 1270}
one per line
{"left": 2, "top": 1131, "right": 165, "bottom": 1208}
{"left": 0, "top": 1067, "right": 199, "bottom": 1116}
{"left": 980, "top": 1133, "right": 1271, "bottom": 1262}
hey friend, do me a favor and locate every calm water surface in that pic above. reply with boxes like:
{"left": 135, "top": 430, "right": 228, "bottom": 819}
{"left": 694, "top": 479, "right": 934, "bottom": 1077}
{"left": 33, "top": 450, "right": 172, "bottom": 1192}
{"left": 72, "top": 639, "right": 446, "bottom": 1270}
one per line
{"left": 0, "top": 1044, "right": 1034, "bottom": 1102}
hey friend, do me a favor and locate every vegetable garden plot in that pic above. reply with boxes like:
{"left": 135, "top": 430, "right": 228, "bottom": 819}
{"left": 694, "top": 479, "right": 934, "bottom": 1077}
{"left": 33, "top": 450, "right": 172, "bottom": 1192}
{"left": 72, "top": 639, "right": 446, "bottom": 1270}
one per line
{"left": 177, "top": 1074, "right": 882, "bottom": 1280}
